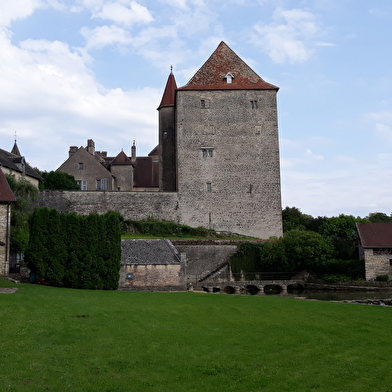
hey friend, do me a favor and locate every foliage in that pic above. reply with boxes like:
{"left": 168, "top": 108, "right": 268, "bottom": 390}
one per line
{"left": 316, "top": 259, "right": 365, "bottom": 279}
{"left": 2, "top": 286, "right": 392, "bottom": 391}
{"left": 366, "top": 212, "right": 392, "bottom": 223}
{"left": 231, "top": 230, "right": 334, "bottom": 278}
{"left": 5, "top": 174, "right": 38, "bottom": 253}
{"left": 282, "top": 206, "right": 327, "bottom": 232}
{"left": 375, "top": 275, "right": 389, "bottom": 282}
{"left": 38, "top": 170, "right": 79, "bottom": 190}
{"left": 25, "top": 208, "right": 121, "bottom": 289}
{"left": 320, "top": 274, "right": 352, "bottom": 283}
{"left": 124, "top": 219, "right": 218, "bottom": 238}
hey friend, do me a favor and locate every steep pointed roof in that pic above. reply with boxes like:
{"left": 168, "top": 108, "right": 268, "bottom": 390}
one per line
{"left": 11, "top": 141, "right": 21, "bottom": 156}
{"left": 158, "top": 71, "right": 177, "bottom": 109}
{"left": 0, "top": 170, "right": 16, "bottom": 203}
{"left": 178, "top": 41, "right": 278, "bottom": 91}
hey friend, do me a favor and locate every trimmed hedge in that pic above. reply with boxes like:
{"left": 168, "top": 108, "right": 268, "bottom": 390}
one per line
{"left": 25, "top": 208, "right": 121, "bottom": 289}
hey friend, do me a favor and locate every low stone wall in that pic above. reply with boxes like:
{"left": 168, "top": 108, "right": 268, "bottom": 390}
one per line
{"left": 39, "top": 190, "right": 180, "bottom": 222}
{"left": 119, "top": 264, "right": 185, "bottom": 290}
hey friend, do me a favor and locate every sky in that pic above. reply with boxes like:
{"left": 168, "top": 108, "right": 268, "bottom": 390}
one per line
{"left": 1, "top": 0, "right": 392, "bottom": 219}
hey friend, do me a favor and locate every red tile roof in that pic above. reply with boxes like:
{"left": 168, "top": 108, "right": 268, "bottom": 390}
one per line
{"left": 178, "top": 41, "right": 278, "bottom": 91}
{"left": 356, "top": 222, "right": 392, "bottom": 248}
{"left": 0, "top": 170, "right": 16, "bottom": 203}
{"left": 158, "top": 72, "right": 177, "bottom": 109}
{"left": 110, "top": 150, "right": 133, "bottom": 166}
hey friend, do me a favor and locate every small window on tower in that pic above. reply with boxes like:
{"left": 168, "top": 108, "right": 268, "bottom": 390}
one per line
{"left": 200, "top": 99, "right": 206, "bottom": 108}
{"left": 202, "top": 148, "right": 214, "bottom": 157}
{"left": 251, "top": 100, "right": 258, "bottom": 109}
{"left": 206, "top": 182, "right": 212, "bottom": 192}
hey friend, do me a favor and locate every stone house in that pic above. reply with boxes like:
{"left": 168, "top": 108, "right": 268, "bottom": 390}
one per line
{"left": 41, "top": 41, "right": 283, "bottom": 239}
{"left": 57, "top": 139, "right": 158, "bottom": 192}
{"left": 356, "top": 222, "right": 392, "bottom": 280}
{"left": 0, "top": 170, "right": 16, "bottom": 275}
{"left": 119, "top": 239, "right": 186, "bottom": 290}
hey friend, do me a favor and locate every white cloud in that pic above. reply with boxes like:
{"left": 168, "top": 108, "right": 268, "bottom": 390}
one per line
{"left": 305, "top": 148, "right": 324, "bottom": 160}
{"left": 81, "top": 25, "right": 133, "bottom": 48}
{"left": 92, "top": 1, "right": 154, "bottom": 26}
{"left": 0, "top": 0, "right": 43, "bottom": 27}
{"left": 251, "top": 7, "right": 321, "bottom": 63}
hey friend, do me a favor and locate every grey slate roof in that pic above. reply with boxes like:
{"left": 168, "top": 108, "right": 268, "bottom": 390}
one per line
{"left": 121, "top": 239, "right": 181, "bottom": 265}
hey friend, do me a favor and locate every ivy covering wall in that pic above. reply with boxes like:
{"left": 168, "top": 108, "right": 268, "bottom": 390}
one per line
{"left": 25, "top": 208, "right": 121, "bottom": 289}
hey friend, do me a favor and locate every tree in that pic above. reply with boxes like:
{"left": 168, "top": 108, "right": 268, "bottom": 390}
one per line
{"left": 39, "top": 171, "right": 79, "bottom": 190}
{"left": 282, "top": 206, "right": 327, "bottom": 233}
{"left": 5, "top": 174, "right": 38, "bottom": 254}
{"left": 366, "top": 212, "right": 392, "bottom": 223}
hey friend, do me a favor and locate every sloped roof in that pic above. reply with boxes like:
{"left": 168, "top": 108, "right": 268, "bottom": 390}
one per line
{"left": 121, "top": 239, "right": 181, "bottom": 265}
{"left": 158, "top": 71, "right": 177, "bottom": 109}
{"left": 178, "top": 41, "right": 278, "bottom": 91}
{"left": 356, "top": 222, "right": 392, "bottom": 248}
{"left": 0, "top": 147, "right": 42, "bottom": 181}
{"left": 109, "top": 150, "right": 133, "bottom": 166}
{"left": 11, "top": 141, "right": 21, "bottom": 157}
{"left": 0, "top": 170, "right": 16, "bottom": 203}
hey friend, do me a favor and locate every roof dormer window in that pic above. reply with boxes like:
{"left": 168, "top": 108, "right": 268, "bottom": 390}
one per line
{"left": 225, "top": 72, "right": 234, "bottom": 84}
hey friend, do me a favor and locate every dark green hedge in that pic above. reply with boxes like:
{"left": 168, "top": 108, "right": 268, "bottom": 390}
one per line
{"left": 25, "top": 208, "right": 121, "bottom": 289}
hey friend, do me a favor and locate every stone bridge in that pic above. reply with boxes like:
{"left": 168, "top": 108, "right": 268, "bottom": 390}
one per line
{"left": 193, "top": 280, "right": 306, "bottom": 295}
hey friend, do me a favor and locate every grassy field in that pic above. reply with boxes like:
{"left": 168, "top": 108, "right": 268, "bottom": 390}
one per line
{"left": 1, "top": 277, "right": 392, "bottom": 392}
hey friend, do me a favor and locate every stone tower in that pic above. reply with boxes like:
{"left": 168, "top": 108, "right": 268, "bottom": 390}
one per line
{"left": 158, "top": 70, "right": 177, "bottom": 191}
{"left": 172, "top": 41, "right": 283, "bottom": 239}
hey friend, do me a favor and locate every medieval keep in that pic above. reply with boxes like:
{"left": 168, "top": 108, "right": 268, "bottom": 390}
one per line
{"left": 50, "top": 41, "right": 283, "bottom": 239}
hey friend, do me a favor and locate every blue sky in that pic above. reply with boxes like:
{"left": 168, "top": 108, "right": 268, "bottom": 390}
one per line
{"left": 1, "top": 0, "right": 392, "bottom": 218}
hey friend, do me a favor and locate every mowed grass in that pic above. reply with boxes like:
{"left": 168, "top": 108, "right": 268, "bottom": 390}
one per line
{"left": 1, "top": 278, "right": 392, "bottom": 392}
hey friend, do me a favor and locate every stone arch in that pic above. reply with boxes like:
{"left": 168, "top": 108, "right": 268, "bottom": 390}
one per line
{"left": 224, "top": 286, "right": 236, "bottom": 294}
{"left": 245, "top": 285, "right": 260, "bottom": 295}
{"left": 263, "top": 284, "right": 282, "bottom": 295}
{"left": 212, "top": 287, "right": 220, "bottom": 293}
{"left": 287, "top": 283, "right": 305, "bottom": 294}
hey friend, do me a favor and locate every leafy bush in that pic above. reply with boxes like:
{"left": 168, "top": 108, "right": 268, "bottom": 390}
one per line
{"left": 321, "top": 274, "right": 352, "bottom": 283}
{"left": 375, "top": 275, "right": 389, "bottom": 282}
{"left": 25, "top": 208, "right": 121, "bottom": 289}
{"left": 124, "top": 219, "right": 216, "bottom": 238}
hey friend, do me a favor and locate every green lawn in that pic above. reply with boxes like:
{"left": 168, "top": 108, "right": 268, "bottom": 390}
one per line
{"left": 1, "top": 278, "right": 391, "bottom": 392}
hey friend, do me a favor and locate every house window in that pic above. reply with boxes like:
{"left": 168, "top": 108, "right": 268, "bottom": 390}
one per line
{"left": 200, "top": 99, "right": 206, "bottom": 108}
{"left": 77, "top": 180, "right": 87, "bottom": 190}
{"left": 78, "top": 162, "right": 83, "bottom": 170}
{"left": 251, "top": 100, "right": 258, "bottom": 109}
{"left": 225, "top": 72, "right": 234, "bottom": 83}
{"left": 96, "top": 179, "right": 107, "bottom": 190}
{"left": 202, "top": 148, "right": 214, "bottom": 158}
{"left": 206, "top": 182, "right": 212, "bottom": 192}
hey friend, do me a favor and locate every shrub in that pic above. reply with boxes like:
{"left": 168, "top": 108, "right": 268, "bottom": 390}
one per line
{"left": 375, "top": 275, "right": 389, "bottom": 282}
{"left": 321, "top": 274, "right": 352, "bottom": 283}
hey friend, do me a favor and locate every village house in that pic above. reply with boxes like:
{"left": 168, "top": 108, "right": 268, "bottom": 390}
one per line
{"left": 356, "top": 222, "right": 392, "bottom": 280}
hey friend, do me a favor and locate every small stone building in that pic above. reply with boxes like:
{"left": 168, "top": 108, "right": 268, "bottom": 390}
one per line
{"left": 119, "top": 239, "right": 186, "bottom": 290}
{"left": 0, "top": 170, "right": 16, "bottom": 275}
{"left": 356, "top": 222, "right": 392, "bottom": 280}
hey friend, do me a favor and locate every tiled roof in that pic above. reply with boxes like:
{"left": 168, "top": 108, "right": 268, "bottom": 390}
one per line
{"left": 158, "top": 72, "right": 177, "bottom": 109}
{"left": 133, "top": 157, "right": 159, "bottom": 187}
{"left": 178, "top": 41, "right": 278, "bottom": 91}
{"left": 121, "top": 239, "right": 181, "bottom": 265}
{"left": 0, "top": 170, "right": 16, "bottom": 203}
{"left": 356, "top": 222, "right": 392, "bottom": 248}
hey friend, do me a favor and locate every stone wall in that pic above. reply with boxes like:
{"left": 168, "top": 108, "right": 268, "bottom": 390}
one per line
{"left": 39, "top": 190, "right": 180, "bottom": 222}
{"left": 175, "top": 89, "right": 282, "bottom": 239}
{"left": 364, "top": 248, "right": 392, "bottom": 281}
{"left": 119, "top": 264, "right": 185, "bottom": 290}
{"left": 0, "top": 204, "right": 11, "bottom": 275}
{"left": 172, "top": 240, "right": 239, "bottom": 284}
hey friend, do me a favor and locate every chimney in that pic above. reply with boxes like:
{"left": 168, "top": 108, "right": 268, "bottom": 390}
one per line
{"left": 131, "top": 140, "right": 136, "bottom": 162}
{"left": 87, "top": 139, "right": 95, "bottom": 155}
{"left": 69, "top": 146, "right": 78, "bottom": 157}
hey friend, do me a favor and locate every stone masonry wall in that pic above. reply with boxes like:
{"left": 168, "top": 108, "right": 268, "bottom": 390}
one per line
{"left": 0, "top": 204, "right": 10, "bottom": 275}
{"left": 364, "top": 248, "right": 392, "bottom": 281}
{"left": 175, "top": 89, "right": 283, "bottom": 239}
{"left": 119, "top": 264, "right": 184, "bottom": 290}
{"left": 39, "top": 190, "right": 180, "bottom": 222}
